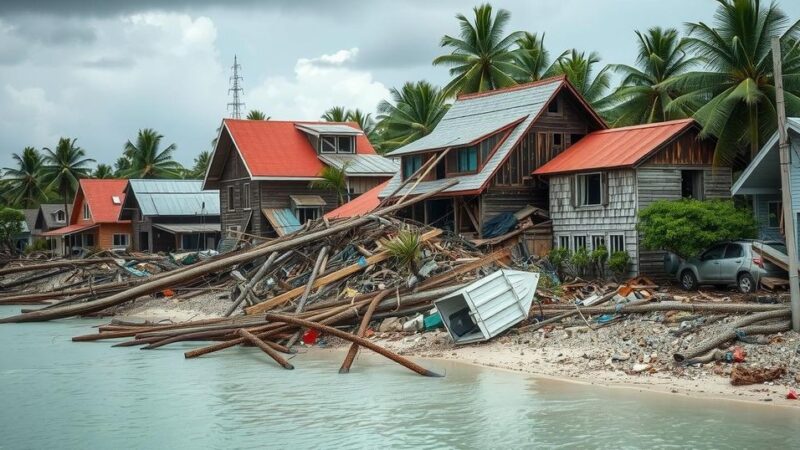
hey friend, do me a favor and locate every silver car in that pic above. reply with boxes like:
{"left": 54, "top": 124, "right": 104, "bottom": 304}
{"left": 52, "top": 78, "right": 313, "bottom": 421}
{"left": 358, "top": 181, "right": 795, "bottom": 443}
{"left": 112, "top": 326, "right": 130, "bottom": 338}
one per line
{"left": 673, "top": 240, "right": 788, "bottom": 293}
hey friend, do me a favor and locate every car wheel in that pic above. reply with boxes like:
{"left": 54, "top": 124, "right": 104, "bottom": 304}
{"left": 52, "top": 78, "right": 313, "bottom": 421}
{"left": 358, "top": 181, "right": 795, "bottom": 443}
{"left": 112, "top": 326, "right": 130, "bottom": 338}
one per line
{"left": 738, "top": 273, "right": 757, "bottom": 294}
{"left": 680, "top": 270, "right": 698, "bottom": 291}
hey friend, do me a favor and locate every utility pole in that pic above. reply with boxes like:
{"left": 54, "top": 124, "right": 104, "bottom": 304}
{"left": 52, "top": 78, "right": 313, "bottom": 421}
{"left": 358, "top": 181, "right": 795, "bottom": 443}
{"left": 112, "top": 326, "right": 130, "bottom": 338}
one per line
{"left": 227, "top": 55, "right": 245, "bottom": 119}
{"left": 771, "top": 37, "right": 800, "bottom": 331}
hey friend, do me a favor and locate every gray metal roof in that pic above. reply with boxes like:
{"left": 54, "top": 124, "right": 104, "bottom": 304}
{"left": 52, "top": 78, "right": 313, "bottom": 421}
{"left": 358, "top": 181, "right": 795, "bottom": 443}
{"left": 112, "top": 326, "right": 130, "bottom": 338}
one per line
{"left": 295, "top": 123, "right": 363, "bottom": 135}
{"left": 381, "top": 78, "right": 567, "bottom": 197}
{"left": 152, "top": 223, "right": 221, "bottom": 234}
{"left": 128, "top": 179, "right": 220, "bottom": 216}
{"left": 732, "top": 117, "right": 800, "bottom": 195}
{"left": 37, "top": 204, "right": 71, "bottom": 229}
{"left": 387, "top": 78, "right": 562, "bottom": 156}
{"left": 319, "top": 154, "right": 398, "bottom": 176}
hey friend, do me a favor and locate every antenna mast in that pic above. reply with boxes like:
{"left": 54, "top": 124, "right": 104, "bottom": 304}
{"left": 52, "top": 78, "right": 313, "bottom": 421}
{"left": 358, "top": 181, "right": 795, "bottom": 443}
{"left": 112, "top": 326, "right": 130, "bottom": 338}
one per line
{"left": 227, "top": 55, "right": 245, "bottom": 119}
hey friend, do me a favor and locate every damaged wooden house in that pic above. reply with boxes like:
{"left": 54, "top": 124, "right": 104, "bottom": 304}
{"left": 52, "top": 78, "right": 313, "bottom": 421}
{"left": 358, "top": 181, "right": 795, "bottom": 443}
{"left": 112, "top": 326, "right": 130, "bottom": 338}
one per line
{"left": 533, "top": 118, "right": 732, "bottom": 276}
{"left": 379, "top": 76, "right": 605, "bottom": 242}
{"left": 202, "top": 119, "right": 397, "bottom": 237}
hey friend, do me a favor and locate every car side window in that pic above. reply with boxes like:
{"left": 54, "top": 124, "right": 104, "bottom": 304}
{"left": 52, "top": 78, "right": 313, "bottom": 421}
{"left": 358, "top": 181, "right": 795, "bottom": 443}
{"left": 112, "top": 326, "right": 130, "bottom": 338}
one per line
{"left": 724, "top": 244, "right": 743, "bottom": 259}
{"left": 702, "top": 244, "right": 727, "bottom": 261}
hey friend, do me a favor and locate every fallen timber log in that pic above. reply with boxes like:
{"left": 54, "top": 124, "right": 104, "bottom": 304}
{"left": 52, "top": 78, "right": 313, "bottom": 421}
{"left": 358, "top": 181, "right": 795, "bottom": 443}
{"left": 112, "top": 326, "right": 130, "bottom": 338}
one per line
{"left": 0, "top": 180, "right": 458, "bottom": 324}
{"left": 263, "top": 313, "right": 443, "bottom": 377}
{"left": 339, "top": 290, "right": 390, "bottom": 373}
{"left": 0, "top": 256, "right": 160, "bottom": 276}
{"left": 673, "top": 309, "right": 791, "bottom": 363}
{"left": 532, "top": 302, "right": 788, "bottom": 315}
{"left": 238, "top": 328, "right": 294, "bottom": 369}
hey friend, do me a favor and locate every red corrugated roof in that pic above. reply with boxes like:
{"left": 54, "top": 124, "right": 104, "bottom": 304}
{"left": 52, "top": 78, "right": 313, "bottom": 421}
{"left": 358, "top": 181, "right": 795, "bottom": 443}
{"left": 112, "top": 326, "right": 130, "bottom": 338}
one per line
{"left": 40, "top": 222, "right": 97, "bottom": 237}
{"left": 78, "top": 179, "right": 129, "bottom": 223}
{"left": 324, "top": 181, "right": 388, "bottom": 219}
{"left": 533, "top": 119, "right": 696, "bottom": 175}
{"left": 224, "top": 119, "right": 377, "bottom": 178}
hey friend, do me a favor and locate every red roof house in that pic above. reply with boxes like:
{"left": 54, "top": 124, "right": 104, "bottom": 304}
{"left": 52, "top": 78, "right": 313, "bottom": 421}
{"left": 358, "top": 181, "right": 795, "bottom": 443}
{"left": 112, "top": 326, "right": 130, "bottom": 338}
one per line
{"left": 325, "top": 180, "right": 389, "bottom": 220}
{"left": 42, "top": 179, "right": 132, "bottom": 254}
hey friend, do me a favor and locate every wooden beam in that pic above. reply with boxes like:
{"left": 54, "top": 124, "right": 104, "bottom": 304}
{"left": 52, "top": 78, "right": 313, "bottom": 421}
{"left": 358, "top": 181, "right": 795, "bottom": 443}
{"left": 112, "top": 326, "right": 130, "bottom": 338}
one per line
{"left": 417, "top": 246, "right": 510, "bottom": 290}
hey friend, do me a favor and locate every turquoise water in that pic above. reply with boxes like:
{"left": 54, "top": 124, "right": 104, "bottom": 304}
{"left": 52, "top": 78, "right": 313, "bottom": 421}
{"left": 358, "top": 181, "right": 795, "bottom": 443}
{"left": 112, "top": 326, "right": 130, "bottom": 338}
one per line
{"left": 1, "top": 305, "right": 799, "bottom": 449}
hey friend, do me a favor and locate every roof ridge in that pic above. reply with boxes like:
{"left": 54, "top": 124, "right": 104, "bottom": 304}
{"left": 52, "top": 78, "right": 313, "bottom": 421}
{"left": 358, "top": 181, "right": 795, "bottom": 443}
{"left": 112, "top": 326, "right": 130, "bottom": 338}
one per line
{"left": 593, "top": 118, "right": 694, "bottom": 134}
{"left": 224, "top": 118, "right": 359, "bottom": 126}
{"left": 456, "top": 75, "right": 566, "bottom": 101}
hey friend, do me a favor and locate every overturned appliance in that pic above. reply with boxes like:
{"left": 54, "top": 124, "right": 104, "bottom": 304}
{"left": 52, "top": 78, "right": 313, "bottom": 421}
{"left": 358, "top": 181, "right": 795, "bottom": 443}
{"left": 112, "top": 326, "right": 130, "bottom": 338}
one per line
{"left": 434, "top": 269, "right": 539, "bottom": 345}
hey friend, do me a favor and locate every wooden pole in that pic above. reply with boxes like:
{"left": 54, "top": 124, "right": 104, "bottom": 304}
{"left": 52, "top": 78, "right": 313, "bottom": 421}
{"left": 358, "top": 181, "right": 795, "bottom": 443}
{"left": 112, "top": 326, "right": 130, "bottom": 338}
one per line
{"left": 339, "top": 289, "right": 390, "bottom": 373}
{"left": 771, "top": 36, "right": 800, "bottom": 331}
{"left": 224, "top": 251, "right": 282, "bottom": 317}
{"left": 396, "top": 148, "right": 452, "bottom": 205}
{"left": 284, "top": 246, "right": 330, "bottom": 348}
{"left": 238, "top": 328, "right": 294, "bottom": 369}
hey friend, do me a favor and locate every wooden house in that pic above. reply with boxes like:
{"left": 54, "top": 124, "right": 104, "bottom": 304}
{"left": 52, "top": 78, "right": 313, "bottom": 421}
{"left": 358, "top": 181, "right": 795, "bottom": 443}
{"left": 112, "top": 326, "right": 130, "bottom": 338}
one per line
{"left": 34, "top": 204, "right": 72, "bottom": 254}
{"left": 119, "top": 179, "right": 221, "bottom": 252}
{"left": 202, "top": 119, "right": 397, "bottom": 237}
{"left": 379, "top": 76, "right": 606, "bottom": 236}
{"left": 731, "top": 117, "right": 800, "bottom": 253}
{"left": 41, "top": 179, "right": 132, "bottom": 255}
{"left": 533, "top": 119, "right": 732, "bottom": 276}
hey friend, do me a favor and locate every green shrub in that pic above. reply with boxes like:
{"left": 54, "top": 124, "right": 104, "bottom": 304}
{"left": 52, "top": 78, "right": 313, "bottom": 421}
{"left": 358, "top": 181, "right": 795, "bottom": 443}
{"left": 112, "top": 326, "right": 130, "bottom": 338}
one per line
{"left": 547, "top": 247, "right": 570, "bottom": 277}
{"left": 570, "top": 247, "right": 590, "bottom": 277}
{"left": 0, "top": 208, "right": 24, "bottom": 252}
{"left": 637, "top": 199, "right": 756, "bottom": 258}
{"left": 385, "top": 228, "right": 422, "bottom": 273}
{"left": 608, "top": 251, "right": 631, "bottom": 277}
{"left": 25, "top": 238, "right": 50, "bottom": 254}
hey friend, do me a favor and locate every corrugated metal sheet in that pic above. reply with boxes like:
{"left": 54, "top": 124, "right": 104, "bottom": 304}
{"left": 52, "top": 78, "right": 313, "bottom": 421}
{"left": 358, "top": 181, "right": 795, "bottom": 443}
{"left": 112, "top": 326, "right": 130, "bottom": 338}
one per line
{"left": 129, "top": 180, "right": 220, "bottom": 216}
{"left": 152, "top": 223, "right": 221, "bottom": 234}
{"left": 295, "top": 123, "right": 363, "bottom": 135}
{"left": 434, "top": 270, "right": 539, "bottom": 345}
{"left": 534, "top": 119, "right": 695, "bottom": 176}
{"left": 325, "top": 180, "right": 388, "bottom": 219}
{"left": 262, "top": 208, "right": 302, "bottom": 236}
{"left": 319, "top": 154, "right": 398, "bottom": 176}
{"left": 289, "top": 195, "right": 327, "bottom": 207}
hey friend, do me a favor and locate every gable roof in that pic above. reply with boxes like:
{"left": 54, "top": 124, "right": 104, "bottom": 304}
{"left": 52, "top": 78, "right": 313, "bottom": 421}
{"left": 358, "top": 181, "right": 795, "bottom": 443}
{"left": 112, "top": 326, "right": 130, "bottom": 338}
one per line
{"left": 533, "top": 118, "right": 697, "bottom": 176}
{"left": 325, "top": 180, "right": 389, "bottom": 219}
{"left": 71, "top": 179, "right": 129, "bottom": 224}
{"left": 22, "top": 209, "right": 38, "bottom": 233}
{"left": 204, "top": 119, "right": 384, "bottom": 188}
{"left": 731, "top": 117, "right": 800, "bottom": 195}
{"left": 381, "top": 76, "right": 606, "bottom": 197}
{"left": 36, "top": 204, "right": 72, "bottom": 230}
{"left": 121, "top": 179, "right": 220, "bottom": 219}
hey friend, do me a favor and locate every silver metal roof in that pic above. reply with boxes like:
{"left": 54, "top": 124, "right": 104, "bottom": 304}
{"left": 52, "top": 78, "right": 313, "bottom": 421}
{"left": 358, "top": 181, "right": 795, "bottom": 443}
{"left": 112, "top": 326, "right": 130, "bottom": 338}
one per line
{"left": 152, "top": 223, "right": 221, "bottom": 234}
{"left": 731, "top": 117, "right": 800, "bottom": 195}
{"left": 128, "top": 179, "right": 220, "bottom": 216}
{"left": 386, "top": 78, "right": 562, "bottom": 156}
{"left": 319, "top": 154, "right": 399, "bottom": 176}
{"left": 295, "top": 123, "right": 363, "bottom": 135}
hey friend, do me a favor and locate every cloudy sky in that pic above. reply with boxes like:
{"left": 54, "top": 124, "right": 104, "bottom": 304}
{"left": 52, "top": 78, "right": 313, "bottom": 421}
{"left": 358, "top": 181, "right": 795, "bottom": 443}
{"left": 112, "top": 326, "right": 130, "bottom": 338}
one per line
{"left": 1, "top": 0, "right": 799, "bottom": 170}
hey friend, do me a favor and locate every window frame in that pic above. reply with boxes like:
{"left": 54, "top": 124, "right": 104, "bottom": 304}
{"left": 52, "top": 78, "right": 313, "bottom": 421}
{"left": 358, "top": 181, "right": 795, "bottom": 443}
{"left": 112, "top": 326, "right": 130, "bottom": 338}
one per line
{"left": 181, "top": 233, "right": 200, "bottom": 250}
{"left": 591, "top": 235, "right": 606, "bottom": 251}
{"left": 112, "top": 233, "right": 129, "bottom": 247}
{"left": 336, "top": 136, "right": 354, "bottom": 154}
{"left": 455, "top": 146, "right": 479, "bottom": 173}
{"left": 576, "top": 172, "right": 603, "bottom": 207}
{"left": 609, "top": 234, "right": 625, "bottom": 254}
{"left": 402, "top": 155, "right": 424, "bottom": 179}
{"left": 82, "top": 203, "right": 90, "bottom": 220}
{"left": 320, "top": 136, "right": 338, "bottom": 154}
{"left": 55, "top": 210, "right": 66, "bottom": 223}
{"left": 558, "top": 236, "right": 571, "bottom": 250}
{"left": 295, "top": 206, "right": 320, "bottom": 224}
{"left": 242, "top": 183, "right": 251, "bottom": 210}
{"left": 767, "top": 201, "right": 782, "bottom": 228}
{"left": 573, "top": 235, "right": 587, "bottom": 250}
{"left": 546, "top": 97, "right": 562, "bottom": 115}
{"left": 227, "top": 186, "right": 235, "bottom": 212}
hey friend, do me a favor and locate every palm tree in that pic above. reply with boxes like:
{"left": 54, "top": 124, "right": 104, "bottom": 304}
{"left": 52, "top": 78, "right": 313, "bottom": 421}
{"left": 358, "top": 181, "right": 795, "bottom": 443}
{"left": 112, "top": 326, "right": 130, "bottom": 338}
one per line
{"left": 599, "top": 27, "right": 701, "bottom": 127}
{"left": 122, "top": 129, "right": 183, "bottom": 179}
{"left": 43, "top": 138, "right": 94, "bottom": 218}
{"left": 310, "top": 164, "right": 349, "bottom": 206}
{"left": 321, "top": 106, "right": 349, "bottom": 122}
{"left": 377, "top": 81, "right": 449, "bottom": 152}
{"left": 191, "top": 150, "right": 212, "bottom": 179}
{"left": 92, "top": 164, "right": 115, "bottom": 179}
{"left": 433, "top": 3, "right": 525, "bottom": 97}
{"left": 662, "top": 0, "right": 800, "bottom": 164}
{"left": 512, "top": 32, "right": 563, "bottom": 82}
{"left": 113, "top": 157, "right": 131, "bottom": 178}
{"left": 246, "top": 109, "right": 268, "bottom": 120}
{"left": 347, "top": 109, "right": 375, "bottom": 133}
{"left": 2, "top": 147, "right": 48, "bottom": 208}
{"left": 551, "top": 50, "right": 611, "bottom": 105}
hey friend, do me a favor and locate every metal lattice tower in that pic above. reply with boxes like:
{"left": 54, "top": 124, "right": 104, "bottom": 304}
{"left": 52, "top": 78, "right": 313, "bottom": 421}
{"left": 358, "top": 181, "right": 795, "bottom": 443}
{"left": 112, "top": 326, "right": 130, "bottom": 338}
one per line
{"left": 227, "top": 55, "right": 245, "bottom": 119}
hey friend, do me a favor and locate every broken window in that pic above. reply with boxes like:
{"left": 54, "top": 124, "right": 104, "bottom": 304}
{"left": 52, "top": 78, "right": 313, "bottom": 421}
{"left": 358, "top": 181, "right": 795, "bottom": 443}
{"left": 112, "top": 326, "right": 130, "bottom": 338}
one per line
{"left": 576, "top": 173, "right": 602, "bottom": 206}
{"left": 767, "top": 201, "right": 782, "bottom": 228}
{"left": 681, "top": 170, "right": 704, "bottom": 199}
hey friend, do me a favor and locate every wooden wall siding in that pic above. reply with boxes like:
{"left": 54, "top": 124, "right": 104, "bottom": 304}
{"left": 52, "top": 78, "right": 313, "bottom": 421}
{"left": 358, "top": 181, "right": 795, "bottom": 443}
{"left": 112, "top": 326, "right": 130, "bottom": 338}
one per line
{"left": 703, "top": 167, "right": 733, "bottom": 199}
{"left": 257, "top": 181, "right": 339, "bottom": 236}
{"left": 549, "top": 169, "right": 640, "bottom": 274}
{"left": 644, "top": 132, "right": 715, "bottom": 166}
{"left": 348, "top": 177, "right": 386, "bottom": 195}
{"left": 97, "top": 223, "right": 133, "bottom": 250}
{"left": 753, "top": 194, "right": 785, "bottom": 242}
{"left": 219, "top": 179, "right": 254, "bottom": 235}
{"left": 480, "top": 186, "right": 536, "bottom": 228}
{"left": 221, "top": 143, "right": 248, "bottom": 180}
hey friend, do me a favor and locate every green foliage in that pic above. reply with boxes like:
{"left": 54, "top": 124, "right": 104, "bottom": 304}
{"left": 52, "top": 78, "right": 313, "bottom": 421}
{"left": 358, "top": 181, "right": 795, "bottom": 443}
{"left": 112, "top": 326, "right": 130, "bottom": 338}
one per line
{"left": 637, "top": 199, "right": 757, "bottom": 258}
{"left": 590, "top": 245, "right": 609, "bottom": 278}
{"left": 2, "top": 147, "right": 49, "bottom": 208}
{"left": 569, "top": 247, "right": 591, "bottom": 277}
{"left": 25, "top": 238, "right": 50, "bottom": 254}
{"left": 43, "top": 138, "right": 94, "bottom": 217}
{"left": 190, "top": 150, "right": 212, "bottom": 179}
{"left": 246, "top": 109, "right": 268, "bottom": 120}
{"left": 321, "top": 106, "right": 349, "bottom": 122}
{"left": 433, "top": 3, "right": 526, "bottom": 97}
{"left": 93, "top": 164, "right": 115, "bottom": 179}
{"left": 608, "top": 251, "right": 631, "bottom": 277}
{"left": 376, "top": 81, "right": 449, "bottom": 152}
{"left": 122, "top": 128, "right": 183, "bottom": 179}
{"left": 512, "top": 32, "right": 562, "bottom": 82}
{"left": 310, "top": 163, "right": 349, "bottom": 206}
{"left": 550, "top": 49, "right": 611, "bottom": 104}
{"left": 385, "top": 228, "right": 422, "bottom": 273}
{"left": 547, "top": 247, "right": 569, "bottom": 271}
{"left": 0, "top": 208, "right": 24, "bottom": 251}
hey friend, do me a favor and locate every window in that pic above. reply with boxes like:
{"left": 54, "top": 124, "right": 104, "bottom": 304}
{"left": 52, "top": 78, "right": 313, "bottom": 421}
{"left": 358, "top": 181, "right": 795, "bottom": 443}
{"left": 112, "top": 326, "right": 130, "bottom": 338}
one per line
{"left": 547, "top": 97, "right": 561, "bottom": 114}
{"left": 296, "top": 207, "right": 319, "bottom": 224}
{"left": 609, "top": 235, "right": 625, "bottom": 253}
{"left": 82, "top": 203, "right": 90, "bottom": 220}
{"left": 320, "top": 136, "right": 354, "bottom": 154}
{"left": 576, "top": 173, "right": 602, "bottom": 206}
{"left": 112, "top": 234, "right": 129, "bottom": 247}
{"left": 336, "top": 136, "right": 354, "bottom": 153}
{"left": 553, "top": 133, "right": 562, "bottom": 147}
{"left": 111, "top": 195, "right": 121, "bottom": 205}
{"left": 83, "top": 234, "right": 94, "bottom": 247}
{"left": 767, "top": 201, "right": 782, "bottom": 228}
{"left": 558, "top": 236, "right": 570, "bottom": 249}
{"left": 724, "top": 244, "right": 743, "bottom": 259}
{"left": 226, "top": 225, "right": 241, "bottom": 238}
{"left": 591, "top": 235, "right": 606, "bottom": 251}
{"left": 320, "top": 136, "right": 337, "bottom": 153}
{"left": 681, "top": 170, "right": 704, "bottom": 199}
{"left": 574, "top": 235, "right": 587, "bottom": 250}
{"left": 227, "top": 186, "right": 235, "bottom": 211}
{"left": 55, "top": 210, "right": 66, "bottom": 223}
{"left": 242, "top": 183, "right": 251, "bottom": 210}
{"left": 456, "top": 147, "right": 478, "bottom": 172}
{"left": 402, "top": 155, "right": 423, "bottom": 178}
{"left": 181, "top": 234, "right": 200, "bottom": 250}
{"left": 701, "top": 244, "right": 727, "bottom": 261}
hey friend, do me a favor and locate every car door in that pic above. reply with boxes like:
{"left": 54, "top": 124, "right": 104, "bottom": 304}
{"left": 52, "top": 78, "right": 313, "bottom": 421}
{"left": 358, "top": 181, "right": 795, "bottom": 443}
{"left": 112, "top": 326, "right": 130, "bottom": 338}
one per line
{"left": 718, "top": 243, "right": 745, "bottom": 283}
{"left": 697, "top": 244, "right": 727, "bottom": 282}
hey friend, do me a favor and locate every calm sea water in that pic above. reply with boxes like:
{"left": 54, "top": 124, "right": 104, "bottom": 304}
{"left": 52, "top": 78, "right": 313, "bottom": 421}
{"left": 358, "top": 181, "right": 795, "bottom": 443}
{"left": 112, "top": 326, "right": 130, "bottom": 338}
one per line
{"left": 1, "top": 306, "right": 800, "bottom": 449}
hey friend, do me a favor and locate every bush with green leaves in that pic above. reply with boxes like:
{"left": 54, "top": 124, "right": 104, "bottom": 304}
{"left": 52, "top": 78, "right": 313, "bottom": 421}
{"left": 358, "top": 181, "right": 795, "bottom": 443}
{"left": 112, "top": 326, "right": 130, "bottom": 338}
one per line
{"left": 637, "top": 199, "right": 756, "bottom": 258}
{"left": 608, "top": 251, "right": 631, "bottom": 278}
{"left": 25, "top": 238, "right": 50, "bottom": 254}
{"left": 547, "top": 247, "right": 570, "bottom": 277}
{"left": 385, "top": 228, "right": 422, "bottom": 274}
{"left": 570, "top": 247, "right": 591, "bottom": 277}
{"left": 0, "top": 208, "right": 24, "bottom": 252}
{"left": 590, "top": 245, "right": 608, "bottom": 277}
